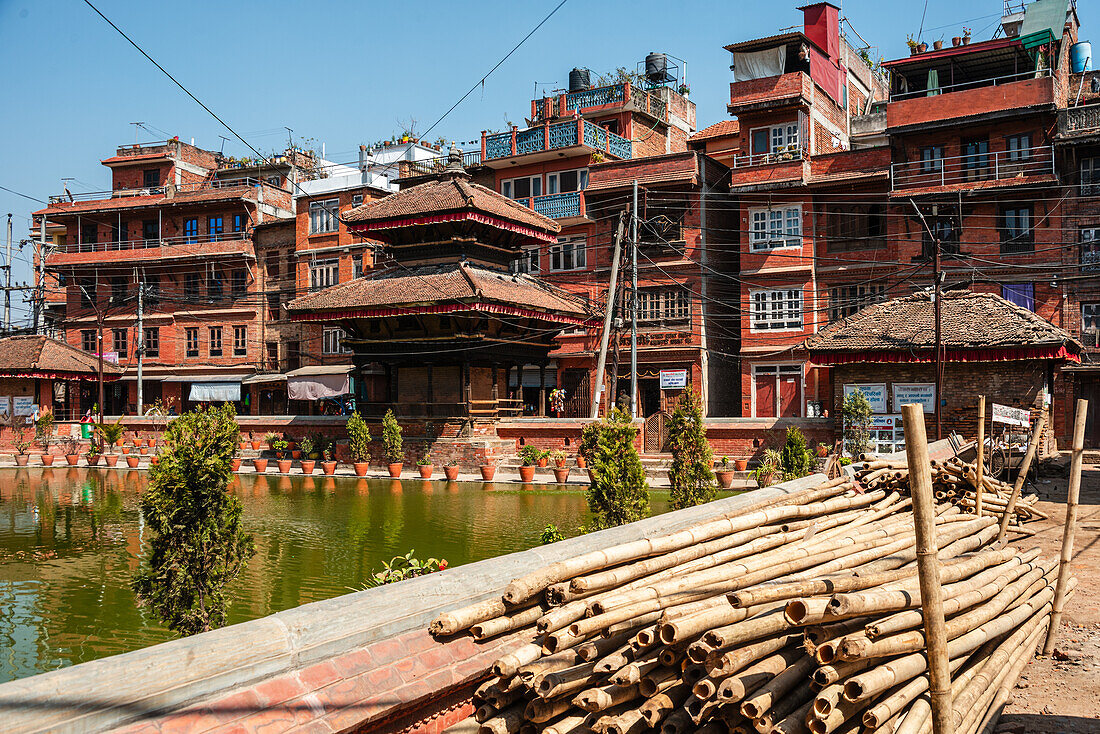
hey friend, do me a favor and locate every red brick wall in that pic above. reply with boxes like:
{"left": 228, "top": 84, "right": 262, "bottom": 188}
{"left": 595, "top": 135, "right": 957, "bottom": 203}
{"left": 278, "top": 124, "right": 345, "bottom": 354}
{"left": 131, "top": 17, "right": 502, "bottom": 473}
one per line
{"left": 886, "top": 77, "right": 1055, "bottom": 129}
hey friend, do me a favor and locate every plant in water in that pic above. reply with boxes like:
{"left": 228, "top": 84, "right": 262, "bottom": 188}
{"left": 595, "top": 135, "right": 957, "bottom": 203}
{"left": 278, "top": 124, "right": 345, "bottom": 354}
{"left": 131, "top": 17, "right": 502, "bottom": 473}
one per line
{"left": 382, "top": 409, "right": 403, "bottom": 464}
{"left": 346, "top": 412, "right": 371, "bottom": 463}
{"left": 540, "top": 524, "right": 565, "bottom": 545}
{"left": 519, "top": 444, "right": 542, "bottom": 466}
{"left": 585, "top": 407, "right": 649, "bottom": 530}
{"left": 779, "top": 426, "right": 814, "bottom": 480}
{"left": 842, "top": 388, "right": 873, "bottom": 457}
{"left": 362, "top": 550, "right": 447, "bottom": 588}
{"left": 667, "top": 389, "right": 716, "bottom": 510}
{"left": 132, "top": 405, "right": 255, "bottom": 636}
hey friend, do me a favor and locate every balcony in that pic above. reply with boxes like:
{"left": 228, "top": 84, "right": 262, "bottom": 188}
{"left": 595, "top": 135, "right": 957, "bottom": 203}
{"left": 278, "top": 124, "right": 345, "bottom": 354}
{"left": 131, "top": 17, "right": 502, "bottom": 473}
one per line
{"left": 890, "top": 145, "right": 1054, "bottom": 193}
{"left": 44, "top": 177, "right": 290, "bottom": 214}
{"left": 399, "top": 150, "right": 483, "bottom": 178}
{"left": 886, "top": 70, "right": 1054, "bottom": 130}
{"left": 531, "top": 83, "right": 668, "bottom": 123}
{"left": 1058, "top": 104, "right": 1100, "bottom": 139}
{"left": 728, "top": 72, "right": 813, "bottom": 115}
{"left": 525, "top": 191, "right": 586, "bottom": 221}
{"left": 46, "top": 231, "right": 254, "bottom": 267}
{"left": 482, "top": 120, "right": 631, "bottom": 167}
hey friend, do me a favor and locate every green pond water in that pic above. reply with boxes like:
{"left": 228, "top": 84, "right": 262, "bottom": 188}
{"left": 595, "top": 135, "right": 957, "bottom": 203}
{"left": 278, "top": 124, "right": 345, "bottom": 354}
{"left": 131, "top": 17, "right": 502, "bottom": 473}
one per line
{"left": 0, "top": 467, "right": 718, "bottom": 683}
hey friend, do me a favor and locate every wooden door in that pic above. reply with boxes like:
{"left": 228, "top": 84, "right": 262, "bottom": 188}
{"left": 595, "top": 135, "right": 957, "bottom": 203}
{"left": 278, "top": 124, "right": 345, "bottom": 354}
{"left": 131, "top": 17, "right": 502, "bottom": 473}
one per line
{"left": 755, "top": 373, "right": 777, "bottom": 418}
{"left": 1081, "top": 377, "right": 1100, "bottom": 448}
{"left": 644, "top": 411, "right": 671, "bottom": 453}
{"left": 779, "top": 373, "right": 802, "bottom": 417}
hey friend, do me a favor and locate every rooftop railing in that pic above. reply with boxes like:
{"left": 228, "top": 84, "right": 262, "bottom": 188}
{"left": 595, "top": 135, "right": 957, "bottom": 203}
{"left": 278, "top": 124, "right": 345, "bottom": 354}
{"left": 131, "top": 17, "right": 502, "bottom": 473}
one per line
{"left": 53, "top": 231, "right": 251, "bottom": 255}
{"left": 48, "top": 178, "right": 279, "bottom": 205}
{"left": 401, "top": 150, "right": 483, "bottom": 176}
{"left": 483, "top": 119, "right": 632, "bottom": 161}
{"left": 890, "top": 144, "right": 1054, "bottom": 190}
{"left": 1060, "top": 104, "right": 1100, "bottom": 136}
{"left": 532, "top": 83, "right": 668, "bottom": 123}
{"left": 889, "top": 67, "right": 1051, "bottom": 101}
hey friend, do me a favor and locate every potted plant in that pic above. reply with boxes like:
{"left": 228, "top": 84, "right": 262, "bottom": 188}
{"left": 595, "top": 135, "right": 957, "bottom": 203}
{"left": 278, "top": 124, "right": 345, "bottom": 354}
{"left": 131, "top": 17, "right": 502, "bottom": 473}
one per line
{"left": 239, "top": 435, "right": 250, "bottom": 452}
{"left": 518, "top": 445, "right": 540, "bottom": 482}
{"left": 230, "top": 456, "right": 242, "bottom": 472}
{"left": 139, "top": 442, "right": 149, "bottom": 455}
{"left": 383, "top": 409, "right": 403, "bottom": 478}
{"left": 60, "top": 436, "right": 79, "bottom": 466}
{"left": 346, "top": 412, "right": 371, "bottom": 477}
{"left": 734, "top": 457, "right": 748, "bottom": 472}
{"left": 480, "top": 460, "right": 496, "bottom": 481}
{"left": 715, "top": 456, "right": 735, "bottom": 490}
{"left": 444, "top": 459, "right": 460, "bottom": 481}
{"left": 299, "top": 436, "right": 316, "bottom": 474}
{"left": 918, "top": 41, "right": 928, "bottom": 53}
{"left": 126, "top": 453, "right": 140, "bottom": 468}
{"left": 276, "top": 449, "right": 292, "bottom": 474}
{"left": 417, "top": 453, "right": 433, "bottom": 479}
{"left": 751, "top": 448, "right": 782, "bottom": 488}
{"left": 963, "top": 27, "right": 971, "bottom": 44}
{"left": 150, "top": 454, "right": 160, "bottom": 466}
{"left": 308, "top": 433, "right": 327, "bottom": 460}
{"left": 264, "top": 432, "right": 280, "bottom": 452}
{"left": 906, "top": 35, "right": 918, "bottom": 55}
{"left": 552, "top": 464, "right": 570, "bottom": 484}
{"left": 85, "top": 442, "right": 102, "bottom": 466}
{"left": 286, "top": 437, "right": 297, "bottom": 452}
{"left": 96, "top": 419, "right": 125, "bottom": 457}
{"left": 12, "top": 427, "right": 31, "bottom": 466}
{"left": 576, "top": 452, "right": 586, "bottom": 469}
{"left": 550, "top": 449, "right": 567, "bottom": 468}
{"left": 134, "top": 436, "right": 145, "bottom": 448}
{"left": 321, "top": 447, "right": 337, "bottom": 476}
{"left": 951, "top": 35, "right": 962, "bottom": 47}
{"left": 253, "top": 456, "right": 269, "bottom": 472}
{"left": 932, "top": 37, "right": 943, "bottom": 51}
{"left": 536, "top": 449, "right": 549, "bottom": 468}
{"left": 816, "top": 442, "right": 830, "bottom": 458}
{"left": 250, "top": 433, "right": 262, "bottom": 451}
{"left": 273, "top": 438, "right": 288, "bottom": 460}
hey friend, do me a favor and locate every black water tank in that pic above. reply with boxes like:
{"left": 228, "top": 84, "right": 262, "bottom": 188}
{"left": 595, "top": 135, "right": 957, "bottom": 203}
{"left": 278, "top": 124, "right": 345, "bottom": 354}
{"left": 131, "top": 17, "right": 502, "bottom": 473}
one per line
{"left": 569, "top": 68, "right": 590, "bottom": 92}
{"left": 645, "top": 52, "right": 668, "bottom": 83}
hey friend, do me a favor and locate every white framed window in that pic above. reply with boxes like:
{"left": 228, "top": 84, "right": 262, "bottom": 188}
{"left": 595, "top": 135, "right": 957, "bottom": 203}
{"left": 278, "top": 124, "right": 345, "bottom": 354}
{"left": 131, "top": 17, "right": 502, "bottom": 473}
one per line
{"left": 749, "top": 206, "right": 801, "bottom": 251}
{"left": 751, "top": 289, "right": 803, "bottom": 330}
{"left": 1006, "top": 134, "right": 1032, "bottom": 162}
{"left": 513, "top": 246, "right": 540, "bottom": 274}
{"left": 351, "top": 194, "right": 364, "bottom": 207}
{"left": 233, "top": 325, "right": 247, "bottom": 356}
{"left": 546, "top": 168, "right": 588, "bottom": 194}
{"left": 502, "top": 175, "right": 542, "bottom": 200}
{"left": 309, "top": 259, "right": 339, "bottom": 291}
{"left": 1082, "top": 227, "right": 1100, "bottom": 271}
{"left": 638, "top": 288, "right": 691, "bottom": 325}
{"left": 323, "top": 328, "right": 348, "bottom": 354}
{"left": 750, "top": 123, "right": 800, "bottom": 155}
{"left": 308, "top": 198, "right": 339, "bottom": 234}
{"left": 549, "top": 236, "right": 586, "bottom": 271}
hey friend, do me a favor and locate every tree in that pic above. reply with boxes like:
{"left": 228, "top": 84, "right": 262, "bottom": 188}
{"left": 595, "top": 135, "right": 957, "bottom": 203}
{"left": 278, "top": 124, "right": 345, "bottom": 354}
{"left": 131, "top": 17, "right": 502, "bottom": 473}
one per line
{"left": 346, "top": 411, "right": 371, "bottom": 463}
{"left": 667, "top": 389, "right": 716, "bottom": 510}
{"left": 779, "top": 426, "right": 814, "bottom": 480}
{"left": 132, "top": 405, "right": 255, "bottom": 636}
{"left": 382, "top": 409, "right": 403, "bottom": 464}
{"left": 586, "top": 407, "right": 649, "bottom": 530}
{"left": 842, "top": 389, "right": 873, "bottom": 457}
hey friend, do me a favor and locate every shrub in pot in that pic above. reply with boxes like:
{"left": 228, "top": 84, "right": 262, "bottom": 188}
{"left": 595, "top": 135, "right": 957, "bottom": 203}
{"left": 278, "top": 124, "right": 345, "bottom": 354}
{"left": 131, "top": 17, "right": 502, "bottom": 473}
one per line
{"left": 550, "top": 449, "right": 567, "bottom": 468}
{"left": 12, "top": 427, "right": 32, "bottom": 467}
{"left": 417, "top": 453, "right": 433, "bottom": 479}
{"left": 264, "top": 432, "right": 280, "bottom": 451}
{"left": 96, "top": 419, "right": 125, "bottom": 457}
{"left": 518, "top": 445, "right": 540, "bottom": 482}
{"left": 249, "top": 434, "right": 262, "bottom": 451}
{"left": 61, "top": 437, "right": 79, "bottom": 466}
{"left": 383, "top": 409, "right": 403, "bottom": 478}
{"left": 321, "top": 448, "right": 337, "bottom": 476}
{"left": 715, "top": 456, "right": 735, "bottom": 490}
{"left": 553, "top": 466, "right": 570, "bottom": 483}
{"left": 85, "top": 444, "right": 102, "bottom": 466}
{"left": 346, "top": 412, "right": 371, "bottom": 477}
{"left": 444, "top": 460, "right": 460, "bottom": 481}
{"left": 536, "top": 450, "right": 549, "bottom": 468}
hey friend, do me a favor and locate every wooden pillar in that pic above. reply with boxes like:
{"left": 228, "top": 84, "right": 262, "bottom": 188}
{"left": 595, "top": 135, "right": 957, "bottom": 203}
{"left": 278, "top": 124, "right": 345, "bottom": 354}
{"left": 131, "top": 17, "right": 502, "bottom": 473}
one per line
{"left": 462, "top": 362, "right": 471, "bottom": 416}
{"left": 491, "top": 365, "right": 498, "bottom": 419}
{"left": 426, "top": 365, "right": 433, "bottom": 418}
{"left": 538, "top": 364, "right": 547, "bottom": 417}
{"left": 517, "top": 363, "right": 525, "bottom": 414}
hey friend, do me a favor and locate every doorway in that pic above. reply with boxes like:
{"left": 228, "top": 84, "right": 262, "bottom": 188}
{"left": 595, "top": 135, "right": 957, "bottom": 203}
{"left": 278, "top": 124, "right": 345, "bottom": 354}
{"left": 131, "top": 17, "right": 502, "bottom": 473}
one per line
{"left": 1080, "top": 376, "right": 1100, "bottom": 448}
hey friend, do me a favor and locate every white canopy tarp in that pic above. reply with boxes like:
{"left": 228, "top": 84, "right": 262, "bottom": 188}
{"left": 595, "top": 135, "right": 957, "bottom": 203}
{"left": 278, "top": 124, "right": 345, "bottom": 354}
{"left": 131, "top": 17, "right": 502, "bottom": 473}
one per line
{"left": 288, "top": 373, "right": 351, "bottom": 401}
{"left": 189, "top": 381, "right": 241, "bottom": 402}
{"left": 733, "top": 47, "right": 787, "bottom": 82}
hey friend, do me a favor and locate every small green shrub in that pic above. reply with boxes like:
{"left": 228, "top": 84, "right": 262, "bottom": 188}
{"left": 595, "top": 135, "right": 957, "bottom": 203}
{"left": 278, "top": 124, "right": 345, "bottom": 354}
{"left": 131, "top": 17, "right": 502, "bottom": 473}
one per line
{"left": 585, "top": 407, "right": 649, "bottom": 530}
{"left": 362, "top": 550, "right": 447, "bottom": 588}
{"left": 382, "top": 410, "right": 403, "bottom": 464}
{"left": 667, "top": 389, "right": 716, "bottom": 510}
{"left": 842, "top": 389, "right": 873, "bottom": 457}
{"left": 519, "top": 444, "right": 542, "bottom": 466}
{"left": 346, "top": 412, "right": 371, "bottom": 463}
{"left": 779, "top": 426, "right": 814, "bottom": 480}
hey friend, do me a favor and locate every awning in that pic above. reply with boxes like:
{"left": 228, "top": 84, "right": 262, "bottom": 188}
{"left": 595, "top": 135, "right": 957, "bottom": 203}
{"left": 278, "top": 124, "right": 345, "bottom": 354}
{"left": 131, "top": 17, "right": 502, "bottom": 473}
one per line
{"left": 162, "top": 374, "right": 251, "bottom": 383}
{"left": 286, "top": 365, "right": 353, "bottom": 401}
{"left": 241, "top": 372, "right": 286, "bottom": 385}
{"left": 189, "top": 381, "right": 241, "bottom": 402}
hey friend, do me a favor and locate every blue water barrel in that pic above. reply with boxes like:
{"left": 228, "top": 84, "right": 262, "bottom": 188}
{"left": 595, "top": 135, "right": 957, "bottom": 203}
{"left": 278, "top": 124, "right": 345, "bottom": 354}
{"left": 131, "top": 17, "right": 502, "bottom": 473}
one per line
{"left": 1071, "top": 42, "right": 1092, "bottom": 73}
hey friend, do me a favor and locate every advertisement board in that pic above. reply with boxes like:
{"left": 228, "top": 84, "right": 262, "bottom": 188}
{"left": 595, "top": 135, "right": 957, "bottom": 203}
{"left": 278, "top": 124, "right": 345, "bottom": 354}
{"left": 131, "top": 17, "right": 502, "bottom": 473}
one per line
{"left": 893, "top": 383, "right": 936, "bottom": 414}
{"left": 992, "top": 403, "right": 1031, "bottom": 427}
{"left": 844, "top": 383, "right": 887, "bottom": 413}
{"left": 659, "top": 369, "right": 689, "bottom": 390}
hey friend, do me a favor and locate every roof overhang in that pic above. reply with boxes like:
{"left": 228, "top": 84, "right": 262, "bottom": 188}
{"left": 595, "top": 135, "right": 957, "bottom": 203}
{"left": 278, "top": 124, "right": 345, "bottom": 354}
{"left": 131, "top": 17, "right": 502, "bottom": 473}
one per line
{"left": 346, "top": 211, "right": 558, "bottom": 244}
{"left": 290, "top": 300, "right": 598, "bottom": 327}
{"left": 0, "top": 370, "right": 121, "bottom": 382}
{"left": 808, "top": 344, "right": 1080, "bottom": 365}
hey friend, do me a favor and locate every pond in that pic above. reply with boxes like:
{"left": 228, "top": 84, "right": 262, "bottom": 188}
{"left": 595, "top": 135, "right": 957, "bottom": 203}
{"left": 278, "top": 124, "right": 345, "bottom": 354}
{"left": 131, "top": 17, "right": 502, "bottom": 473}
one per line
{"left": 0, "top": 467, "right": 719, "bottom": 683}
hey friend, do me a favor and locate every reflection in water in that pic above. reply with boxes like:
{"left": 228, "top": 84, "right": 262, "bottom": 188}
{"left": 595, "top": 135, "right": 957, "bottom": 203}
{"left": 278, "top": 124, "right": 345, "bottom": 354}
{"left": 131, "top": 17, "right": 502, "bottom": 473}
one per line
{"left": 0, "top": 467, "right": 699, "bottom": 683}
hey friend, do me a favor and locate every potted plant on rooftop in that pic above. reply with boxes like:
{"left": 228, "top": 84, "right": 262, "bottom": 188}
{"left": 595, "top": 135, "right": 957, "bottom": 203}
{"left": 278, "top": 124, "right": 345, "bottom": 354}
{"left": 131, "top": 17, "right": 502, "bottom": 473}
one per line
{"left": 518, "top": 444, "right": 540, "bottom": 483}
{"left": 906, "top": 35, "right": 919, "bottom": 55}
{"left": 417, "top": 453, "right": 433, "bottom": 479}
{"left": 383, "top": 409, "right": 403, "bottom": 478}
{"left": 346, "top": 412, "right": 371, "bottom": 477}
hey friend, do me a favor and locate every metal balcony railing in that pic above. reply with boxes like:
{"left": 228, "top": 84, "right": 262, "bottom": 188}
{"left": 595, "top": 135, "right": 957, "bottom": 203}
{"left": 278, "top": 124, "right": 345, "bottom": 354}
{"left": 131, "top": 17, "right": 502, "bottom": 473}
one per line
{"left": 889, "top": 67, "right": 1052, "bottom": 101}
{"left": 47, "top": 177, "right": 280, "bottom": 206}
{"left": 57, "top": 231, "right": 251, "bottom": 254}
{"left": 401, "top": 150, "right": 483, "bottom": 176}
{"left": 527, "top": 191, "right": 583, "bottom": 219}
{"left": 890, "top": 145, "right": 1054, "bottom": 190}
{"left": 484, "top": 120, "right": 631, "bottom": 161}
{"left": 731, "top": 145, "right": 805, "bottom": 169}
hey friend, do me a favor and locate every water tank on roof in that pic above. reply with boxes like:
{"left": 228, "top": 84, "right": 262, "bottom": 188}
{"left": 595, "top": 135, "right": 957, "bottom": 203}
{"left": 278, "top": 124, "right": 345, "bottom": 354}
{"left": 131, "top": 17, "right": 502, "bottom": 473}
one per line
{"left": 569, "top": 68, "right": 590, "bottom": 92}
{"left": 1071, "top": 42, "right": 1092, "bottom": 73}
{"left": 646, "top": 52, "right": 671, "bottom": 84}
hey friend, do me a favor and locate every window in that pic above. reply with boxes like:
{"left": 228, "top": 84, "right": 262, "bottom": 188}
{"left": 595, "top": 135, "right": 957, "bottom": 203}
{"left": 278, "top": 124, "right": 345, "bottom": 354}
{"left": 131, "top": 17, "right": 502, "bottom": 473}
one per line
{"left": 1002, "top": 283, "right": 1035, "bottom": 312}
{"left": 110, "top": 276, "right": 127, "bottom": 305}
{"left": 547, "top": 169, "right": 587, "bottom": 194}
{"left": 142, "top": 220, "right": 158, "bottom": 244}
{"left": 232, "top": 213, "right": 245, "bottom": 233}
{"left": 637, "top": 288, "right": 691, "bottom": 326}
{"left": 352, "top": 194, "right": 364, "bottom": 207}
{"left": 1001, "top": 206, "right": 1033, "bottom": 253}
{"left": 1083, "top": 303, "right": 1100, "bottom": 348}
{"left": 265, "top": 341, "right": 279, "bottom": 370}
{"left": 207, "top": 216, "right": 224, "bottom": 242}
{"left": 233, "top": 326, "right": 247, "bottom": 356}
{"left": 826, "top": 204, "right": 886, "bottom": 251}
{"left": 286, "top": 340, "right": 301, "bottom": 370}
{"left": 353, "top": 254, "right": 365, "bottom": 279}
{"left": 207, "top": 270, "right": 224, "bottom": 301}
{"left": 549, "top": 237, "right": 586, "bottom": 271}
{"left": 183, "top": 218, "right": 198, "bottom": 244}
{"left": 265, "top": 254, "right": 280, "bottom": 279}
{"left": 184, "top": 273, "right": 201, "bottom": 300}
{"left": 186, "top": 328, "right": 199, "bottom": 357}
{"left": 309, "top": 259, "right": 339, "bottom": 290}
{"left": 81, "top": 329, "right": 96, "bottom": 353}
{"left": 323, "top": 328, "right": 347, "bottom": 354}
{"left": 749, "top": 206, "right": 801, "bottom": 250}
{"left": 961, "top": 138, "right": 990, "bottom": 179}
{"left": 514, "top": 246, "right": 540, "bottom": 274}
{"left": 751, "top": 289, "right": 803, "bottom": 330}
{"left": 1081, "top": 157, "right": 1100, "bottom": 195}
{"left": 143, "top": 169, "right": 160, "bottom": 189}
{"left": 209, "top": 327, "right": 223, "bottom": 357}
{"left": 112, "top": 328, "right": 127, "bottom": 359}
{"left": 502, "top": 175, "right": 542, "bottom": 200}
{"left": 828, "top": 284, "right": 886, "bottom": 322}
{"left": 143, "top": 327, "right": 159, "bottom": 358}
{"left": 80, "top": 223, "right": 97, "bottom": 249}
{"left": 1006, "top": 134, "right": 1032, "bottom": 162}
{"left": 231, "top": 269, "right": 247, "bottom": 297}
{"left": 1082, "top": 227, "right": 1100, "bottom": 271}
{"left": 309, "top": 199, "right": 339, "bottom": 234}
{"left": 920, "top": 146, "right": 944, "bottom": 173}
{"left": 750, "top": 123, "right": 799, "bottom": 156}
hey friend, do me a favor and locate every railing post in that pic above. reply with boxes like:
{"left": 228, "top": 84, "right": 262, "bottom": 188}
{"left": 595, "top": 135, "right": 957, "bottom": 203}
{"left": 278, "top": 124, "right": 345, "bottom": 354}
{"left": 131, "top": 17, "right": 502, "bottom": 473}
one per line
{"left": 578, "top": 191, "right": 586, "bottom": 219}
{"left": 544, "top": 120, "right": 550, "bottom": 153}
{"left": 994, "top": 151, "right": 999, "bottom": 180}
{"left": 510, "top": 126, "right": 517, "bottom": 156}
{"left": 578, "top": 119, "right": 585, "bottom": 148}
{"left": 480, "top": 132, "right": 487, "bottom": 160}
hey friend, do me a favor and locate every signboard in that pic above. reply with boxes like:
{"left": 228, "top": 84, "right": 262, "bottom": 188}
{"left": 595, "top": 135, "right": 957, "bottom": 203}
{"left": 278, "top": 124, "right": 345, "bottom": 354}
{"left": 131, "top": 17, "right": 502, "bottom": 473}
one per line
{"left": 0, "top": 396, "right": 9, "bottom": 417}
{"left": 13, "top": 396, "right": 35, "bottom": 417}
{"left": 868, "top": 414, "right": 898, "bottom": 430}
{"left": 992, "top": 402, "right": 1031, "bottom": 427}
{"left": 893, "top": 383, "right": 936, "bottom": 414}
{"left": 844, "top": 383, "right": 887, "bottom": 414}
{"left": 660, "top": 369, "right": 689, "bottom": 390}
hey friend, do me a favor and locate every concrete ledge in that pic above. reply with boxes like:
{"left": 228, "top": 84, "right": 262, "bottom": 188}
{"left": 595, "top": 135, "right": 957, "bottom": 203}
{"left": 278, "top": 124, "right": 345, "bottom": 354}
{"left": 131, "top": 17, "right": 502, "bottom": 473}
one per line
{"left": 0, "top": 474, "right": 826, "bottom": 733}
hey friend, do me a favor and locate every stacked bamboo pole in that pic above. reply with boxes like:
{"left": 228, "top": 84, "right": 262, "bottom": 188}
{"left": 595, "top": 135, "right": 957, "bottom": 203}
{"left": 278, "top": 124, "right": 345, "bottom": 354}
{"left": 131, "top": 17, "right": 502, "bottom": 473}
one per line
{"left": 433, "top": 467, "right": 1070, "bottom": 734}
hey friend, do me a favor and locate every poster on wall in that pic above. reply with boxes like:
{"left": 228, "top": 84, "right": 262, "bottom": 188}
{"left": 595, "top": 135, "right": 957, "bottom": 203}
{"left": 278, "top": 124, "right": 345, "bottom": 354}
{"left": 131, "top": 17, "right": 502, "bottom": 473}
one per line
{"left": 659, "top": 369, "right": 688, "bottom": 389}
{"left": 0, "top": 396, "right": 9, "bottom": 417}
{"left": 843, "top": 383, "right": 887, "bottom": 413}
{"left": 13, "top": 396, "right": 35, "bottom": 416}
{"left": 893, "top": 383, "right": 935, "bottom": 414}
{"left": 992, "top": 403, "right": 1031, "bottom": 427}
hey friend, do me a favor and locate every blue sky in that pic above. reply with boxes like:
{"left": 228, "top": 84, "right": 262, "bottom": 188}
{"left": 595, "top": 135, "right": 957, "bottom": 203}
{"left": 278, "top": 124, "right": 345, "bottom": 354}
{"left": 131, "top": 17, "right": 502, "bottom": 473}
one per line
{"left": 0, "top": 0, "right": 1093, "bottom": 319}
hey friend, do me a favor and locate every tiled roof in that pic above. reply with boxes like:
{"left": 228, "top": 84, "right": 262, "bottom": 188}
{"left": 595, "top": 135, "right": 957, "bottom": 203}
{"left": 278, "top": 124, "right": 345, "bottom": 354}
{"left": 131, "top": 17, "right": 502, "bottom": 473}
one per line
{"left": 341, "top": 174, "right": 560, "bottom": 235}
{"left": 689, "top": 120, "right": 740, "bottom": 142}
{"left": 805, "top": 291, "right": 1081, "bottom": 354}
{"left": 0, "top": 335, "right": 123, "bottom": 378}
{"left": 586, "top": 152, "right": 699, "bottom": 192}
{"left": 288, "top": 262, "right": 593, "bottom": 319}
{"left": 101, "top": 153, "right": 171, "bottom": 164}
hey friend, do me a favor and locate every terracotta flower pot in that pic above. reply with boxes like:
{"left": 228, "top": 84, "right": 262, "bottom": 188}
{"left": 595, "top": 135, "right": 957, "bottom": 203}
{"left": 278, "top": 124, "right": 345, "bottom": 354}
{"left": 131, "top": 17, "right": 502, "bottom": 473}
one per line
{"left": 519, "top": 465, "right": 536, "bottom": 482}
{"left": 40, "top": 454, "right": 54, "bottom": 466}
{"left": 126, "top": 456, "right": 140, "bottom": 468}
{"left": 240, "top": 441, "right": 249, "bottom": 451}
{"left": 418, "top": 464, "right": 433, "bottom": 479}
{"left": 149, "top": 439, "right": 157, "bottom": 448}
{"left": 104, "top": 454, "right": 118, "bottom": 467}
{"left": 134, "top": 438, "right": 145, "bottom": 447}
{"left": 139, "top": 447, "right": 149, "bottom": 455}
{"left": 115, "top": 439, "right": 124, "bottom": 448}
{"left": 555, "top": 459, "right": 567, "bottom": 468}
{"left": 253, "top": 458, "right": 268, "bottom": 472}
{"left": 918, "top": 42, "right": 928, "bottom": 53}
{"left": 734, "top": 459, "right": 748, "bottom": 472}
{"left": 951, "top": 36, "right": 961, "bottom": 47}
{"left": 387, "top": 462, "right": 403, "bottom": 478}
{"left": 322, "top": 461, "right": 337, "bottom": 476}
{"left": 480, "top": 465, "right": 496, "bottom": 481}
{"left": 66, "top": 455, "right": 80, "bottom": 466}
{"left": 444, "top": 465, "right": 460, "bottom": 481}
{"left": 121, "top": 446, "right": 130, "bottom": 455}
{"left": 716, "top": 470, "right": 735, "bottom": 489}
{"left": 300, "top": 459, "right": 316, "bottom": 475}
{"left": 932, "top": 40, "right": 943, "bottom": 50}
{"left": 150, "top": 456, "right": 160, "bottom": 466}
{"left": 287, "top": 441, "right": 297, "bottom": 451}
{"left": 230, "top": 458, "right": 241, "bottom": 471}
{"left": 553, "top": 467, "right": 570, "bottom": 483}
{"left": 536, "top": 457, "right": 548, "bottom": 468}
{"left": 250, "top": 440, "right": 262, "bottom": 451}
{"left": 353, "top": 462, "right": 369, "bottom": 477}
{"left": 576, "top": 455, "right": 587, "bottom": 469}
{"left": 291, "top": 450, "right": 301, "bottom": 460}
{"left": 277, "top": 459, "right": 292, "bottom": 473}
{"left": 963, "top": 35, "right": 970, "bottom": 45}
{"left": 14, "top": 455, "right": 28, "bottom": 466}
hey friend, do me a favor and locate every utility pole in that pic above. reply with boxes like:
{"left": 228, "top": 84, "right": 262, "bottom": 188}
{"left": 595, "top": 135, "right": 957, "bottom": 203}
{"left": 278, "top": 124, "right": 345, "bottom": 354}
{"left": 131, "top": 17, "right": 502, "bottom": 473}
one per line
{"left": 630, "top": 179, "right": 639, "bottom": 419}
{"left": 4, "top": 213, "right": 11, "bottom": 332}
{"left": 591, "top": 211, "right": 627, "bottom": 419}
{"left": 34, "top": 214, "right": 46, "bottom": 333}
{"left": 909, "top": 199, "right": 944, "bottom": 441}
{"left": 79, "top": 283, "right": 106, "bottom": 425}
{"left": 136, "top": 280, "right": 144, "bottom": 415}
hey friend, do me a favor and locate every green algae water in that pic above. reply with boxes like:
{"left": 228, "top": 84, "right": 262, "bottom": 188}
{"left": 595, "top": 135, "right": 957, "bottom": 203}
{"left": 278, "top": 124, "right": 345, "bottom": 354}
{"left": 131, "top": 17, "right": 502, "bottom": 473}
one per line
{"left": 0, "top": 467, "right": 720, "bottom": 682}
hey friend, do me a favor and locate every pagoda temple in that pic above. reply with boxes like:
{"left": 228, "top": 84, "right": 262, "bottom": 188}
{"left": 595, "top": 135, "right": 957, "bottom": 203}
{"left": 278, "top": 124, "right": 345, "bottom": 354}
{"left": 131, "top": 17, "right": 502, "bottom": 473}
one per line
{"left": 288, "top": 147, "right": 598, "bottom": 425}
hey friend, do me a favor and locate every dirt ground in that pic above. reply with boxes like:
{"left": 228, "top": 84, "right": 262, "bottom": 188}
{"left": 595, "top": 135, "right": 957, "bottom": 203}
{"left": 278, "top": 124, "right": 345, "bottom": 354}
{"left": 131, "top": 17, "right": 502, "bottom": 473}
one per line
{"left": 993, "top": 462, "right": 1100, "bottom": 733}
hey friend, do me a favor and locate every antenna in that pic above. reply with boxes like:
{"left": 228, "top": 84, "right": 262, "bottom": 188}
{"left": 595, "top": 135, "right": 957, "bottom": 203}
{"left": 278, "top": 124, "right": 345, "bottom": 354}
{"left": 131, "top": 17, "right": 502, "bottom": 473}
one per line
{"left": 130, "top": 121, "right": 145, "bottom": 144}
{"left": 218, "top": 135, "right": 230, "bottom": 155}
{"left": 285, "top": 126, "right": 294, "bottom": 152}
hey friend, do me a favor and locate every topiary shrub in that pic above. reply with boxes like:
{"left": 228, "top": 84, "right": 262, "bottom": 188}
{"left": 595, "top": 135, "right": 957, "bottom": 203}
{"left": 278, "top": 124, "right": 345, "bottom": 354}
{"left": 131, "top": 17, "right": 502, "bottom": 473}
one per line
{"left": 842, "top": 389, "right": 873, "bottom": 457}
{"left": 382, "top": 409, "right": 403, "bottom": 464}
{"left": 346, "top": 411, "right": 371, "bottom": 463}
{"left": 586, "top": 407, "right": 649, "bottom": 530}
{"left": 779, "top": 426, "right": 814, "bottom": 480}
{"left": 667, "top": 389, "right": 716, "bottom": 510}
